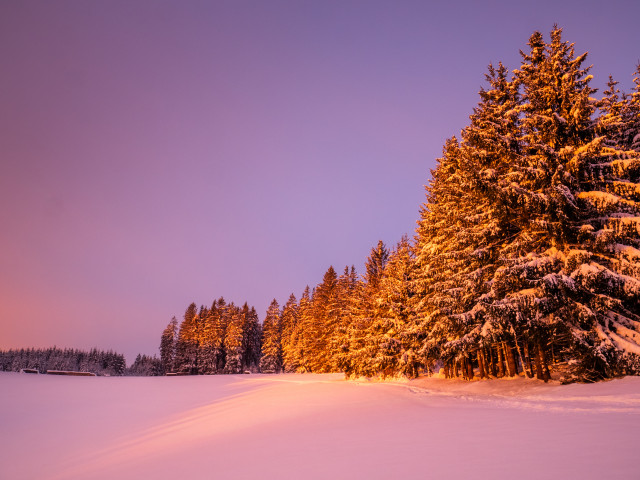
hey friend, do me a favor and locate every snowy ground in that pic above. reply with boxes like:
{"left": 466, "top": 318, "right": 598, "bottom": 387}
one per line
{"left": 1, "top": 372, "right": 639, "bottom": 480}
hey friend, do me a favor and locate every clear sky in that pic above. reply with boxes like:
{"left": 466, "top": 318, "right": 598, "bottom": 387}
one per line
{"left": 1, "top": 0, "right": 639, "bottom": 362}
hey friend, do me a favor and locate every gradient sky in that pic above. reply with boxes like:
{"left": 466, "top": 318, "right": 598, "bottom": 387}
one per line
{"left": 2, "top": 0, "right": 639, "bottom": 362}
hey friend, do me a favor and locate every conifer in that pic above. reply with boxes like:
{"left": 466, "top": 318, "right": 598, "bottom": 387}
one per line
{"left": 280, "top": 294, "right": 300, "bottom": 372}
{"left": 160, "top": 317, "right": 178, "bottom": 374}
{"left": 242, "top": 304, "right": 262, "bottom": 372}
{"left": 224, "top": 304, "right": 245, "bottom": 374}
{"left": 260, "top": 299, "right": 282, "bottom": 373}
{"left": 175, "top": 302, "right": 198, "bottom": 374}
{"left": 413, "top": 26, "right": 640, "bottom": 381}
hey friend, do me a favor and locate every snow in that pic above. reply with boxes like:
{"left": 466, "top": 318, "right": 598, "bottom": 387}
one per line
{"left": 2, "top": 372, "right": 640, "bottom": 480}
{"left": 608, "top": 329, "right": 640, "bottom": 356}
{"left": 614, "top": 243, "right": 640, "bottom": 259}
{"left": 577, "top": 190, "right": 626, "bottom": 211}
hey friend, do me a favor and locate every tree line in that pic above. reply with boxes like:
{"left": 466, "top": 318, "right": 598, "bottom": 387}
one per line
{"left": 168, "top": 26, "right": 638, "bottom": 382}
{"left": 0, "top": 347, "right": 127, "bottom": 376}
{"left": 0, "top": 348, "right": 168, "bottom": 376}
{"left": 160, "top": 299, "right": 262, "bottom": 375}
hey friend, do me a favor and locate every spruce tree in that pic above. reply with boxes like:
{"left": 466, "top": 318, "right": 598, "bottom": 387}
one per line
{"left": 242, "top": 303, "right": 262, "bottom": 372}
{"left": 214, "top": 297, "right": 229, "bottom": 371}
{"left": 490, "top": 26, "right": 640, "bottom": 380}
{"left": 200, "top": 301, "right": 225, "bottom": 374}
{"left": 294, "top": 286, "right": 313, "bottom": 372}
{"left": 414, "top": 26, "right": 640, "bottom": 382}
{"left": 308, "top": 266, "right": 340, "bottom": 372}
{"left": 160, "top": 316, "right": 178, "bottom": 374}
{"left": 280, "top": 294, "right": 300, "bottom": 372}
{"left": 597, "top": 76, "right": 627, "bottom": 148}
{"left": 614, "top": 65, "right": 640, "bottom": 152}
{"left": 175, "top": 302, "right": 198, "bottom": 374}
{"left": 365, "top": 241, "right": 389, "bottom": 290}
{"left": 224, "top": 304, "right": 245, "bottom": 374}
{"left": 192, "top": 305, "right": 208, "bottom": 374}
{"left": 260, "top": 299, "right": 282, "bottom": 373}
{"left": 345, "top": 248, "right": 390, "bottom": 377}
{"left": 345, "top": 239, "right": 419, "bottom": 378}
{"left": 379, "top": 236, "right": 421, "bottom": 377}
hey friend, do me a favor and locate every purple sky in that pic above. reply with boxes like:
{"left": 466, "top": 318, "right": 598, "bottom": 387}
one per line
{"left": 2, "top": 1, "right": 639, "bottom": 362}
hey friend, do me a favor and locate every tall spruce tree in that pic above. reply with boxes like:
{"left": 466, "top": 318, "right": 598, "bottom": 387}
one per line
{"left": 280, "top": 294, "right": 300, "bottom": 372}
{"left": 414, "top": 26, "right": 640, "bottom": 382}
{"left": 345, "top": 245, "right": 392, "bottom": 377}
{"left": 175, "top": 302, "right": 198, "bottom": 374}
{"left": 379, "top": 236, "right": 421, "bottom": 377}
{"left": 200, "top": 302, "right": 222, "bottom": 374}
{"left": 489, "top": 26, "right": 640, "bottom": 381}
{"left": 260, "top": 299, "right": 282, "bottom": 373}
{"left": 294, "top": 286, "right": 313, "bottom": 372}
{"left": 242, "top": 303, "right": 262, "bottom": 372}
{"left": 345, "top": 239, "right": 420, "bottom": 378}
{"left": 333, "top": 266, "right": 359, "bottom": 372}
{"left": 224, "top": 304, "right": 245, "bottom": 374}
{"left": 308, "top": 266, "right": 340, "bottom": 372}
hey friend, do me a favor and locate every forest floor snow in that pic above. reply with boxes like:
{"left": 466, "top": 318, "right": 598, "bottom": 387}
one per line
{"left": 1, "top": 372, "right": 639, "bottom": 479}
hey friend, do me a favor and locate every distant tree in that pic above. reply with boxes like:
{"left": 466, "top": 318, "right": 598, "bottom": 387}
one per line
{"left": 293, "top": 286, "right": 313, "bottom": 372}
{"left": 213, "top": 297, "right": 229, "bottom": 371}
{"left": 127, "top": 354, "right": 163, "bottom": 376}
{"left": 243, "top": 305, "right": 262, "bottom": 372}
{"left": 175, "top": 302, "right": 198, "bottom": 374}
{"left": 332, "top": 266, "right": 359, "bottom": 373}
{"left": 280, "top": 294, "right": 299, "bottom": 372}
{"left": 200, "top": 302, "right": 224, "bottom": 374}
{"left": 0, "top": 347, "right": 126, "bottom": 376}
{"left": 307, "top": 266, "right": 339, "bottom": 372}
{"left": 224, "top": 304, "right": 245, "bottom": 374}
{"left": 160, "top": 317, "right": 178, "bottom": 374}
{"left": 260, "top": 299, "right": 282, "bottom": 373}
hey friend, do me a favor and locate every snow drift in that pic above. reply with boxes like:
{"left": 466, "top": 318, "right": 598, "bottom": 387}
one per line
{"left": 1, "top": 372, "right": 639, "bottom": 479}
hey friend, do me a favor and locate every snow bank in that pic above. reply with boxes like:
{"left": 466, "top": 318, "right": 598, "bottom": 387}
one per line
{"left": 1, "top": 373, "right": 639, "bottom": 479}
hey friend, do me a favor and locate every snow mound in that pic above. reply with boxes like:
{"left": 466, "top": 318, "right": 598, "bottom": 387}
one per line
{"left": 1, "top": 373, "right": 639, "bottom": 480}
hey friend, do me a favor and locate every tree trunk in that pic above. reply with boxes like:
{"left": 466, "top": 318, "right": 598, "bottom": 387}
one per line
{"left": 482, "top": 349, "right": 490, "bottom": 378}
{"left": 486, "top": 347, "right": 496, "bottom": 377}
{"left": 511, "top": 343, "right": 519, "bottom": 375}
{"left": 523, "top": 341, "right": 534, "bottom": 378}
{"left": 513, "top": 335, "right": 530, "bottom": 378}
{"left": 496, "top": 345, "right": 505, "bottom": 377}
{"left": 467, "top": 354, "right": 474, "bottom": 380}
{"left": 503, "top": 342, "right": 517, "bottom": 377}
{"left": 477, "top": 350, "right": 486, "bottom": 379}
{"left": 537, "top": 338, "right": 551, "bottom": 382}
{"left": 453, "top": 361, "right": 459, "bottom": 378}
{"left": 534, "top": 339, "right": 545, "bottom": 381}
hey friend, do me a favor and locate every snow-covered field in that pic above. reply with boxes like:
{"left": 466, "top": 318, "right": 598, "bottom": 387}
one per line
{"left": 2, "top": 372, "right": 639, "bottom": 479}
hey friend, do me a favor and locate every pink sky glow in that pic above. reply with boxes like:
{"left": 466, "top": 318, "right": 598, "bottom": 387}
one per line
{"left": 1, "top": 0, "right": 639, "bottom": 361}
